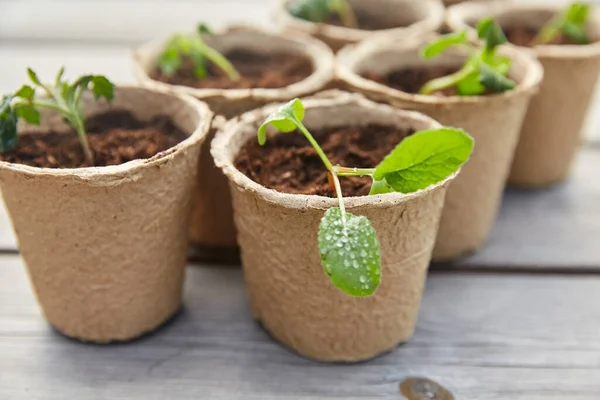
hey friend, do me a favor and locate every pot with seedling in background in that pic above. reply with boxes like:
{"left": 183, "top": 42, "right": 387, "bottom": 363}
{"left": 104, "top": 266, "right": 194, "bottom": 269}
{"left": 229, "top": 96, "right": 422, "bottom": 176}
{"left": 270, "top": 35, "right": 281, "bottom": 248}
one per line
{"left": 337, "top": 19, "right": 543, "bottom": 261}
{"left": 133, "top": 24, "right": 334, "bottom": 260}
{"left": 447, "top": 2, "right": 600, "bottom": 187}
{"left": 0, "top": 68, "right": 212, "bottom": 343}
{"left": 275, "top": 0, "right": 445, "bottom": 51}
{"left": 211, "top": 92, "right": 473, "bottom": 362}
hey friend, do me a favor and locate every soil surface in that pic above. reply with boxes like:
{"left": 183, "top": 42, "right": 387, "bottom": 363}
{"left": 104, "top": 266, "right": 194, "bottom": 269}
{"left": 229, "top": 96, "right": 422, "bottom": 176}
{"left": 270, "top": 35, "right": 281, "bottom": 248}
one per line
{"left": 504, "top": 24, "right": 580, "bottom": 47}
{"left": 0, "top": 110, "right": 188, "bottom": 168}
{"left": 235, "top": 124, "right": 414, "bottom": 197}
{"left": 151, "top": 49, "right": 314, "bottom": 89}
{"left": 325, "top": 12, "right": 407, "bottom": 31}
{"left": 362, "top": 66, "right": 460, "bottom": 96}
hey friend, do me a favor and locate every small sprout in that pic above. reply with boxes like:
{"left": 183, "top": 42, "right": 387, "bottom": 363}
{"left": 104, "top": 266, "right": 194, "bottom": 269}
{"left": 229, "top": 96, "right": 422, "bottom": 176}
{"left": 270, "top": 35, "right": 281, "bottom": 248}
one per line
{"left": 0, "top": 68, "right": 114, "bottom": 165}
{"left": 158, "top": 23, "right": 241, "bottom": 81}
{"left": 258, "top": 99, "right": 474, "bottom": 297}
{"left": 533, "top": 2, "right": 590, "bottom": 45}
{"left": 419, "top": 18, "right": 516, "bottom": 96}
{"left": 288, "top": 0, "right": 358, "bottom": 28}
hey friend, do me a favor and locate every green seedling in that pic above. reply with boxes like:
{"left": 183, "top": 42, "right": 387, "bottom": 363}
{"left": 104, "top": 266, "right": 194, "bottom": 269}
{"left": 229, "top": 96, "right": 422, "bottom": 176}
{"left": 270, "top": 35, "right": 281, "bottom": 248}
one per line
{"left": 158, "top": 23, "right": 240, "bottom": 81}
{"left": 419, "top": 18, "right": 516, "bottom": 96}
{"left": 533, "top": 2, "right": 590, "bottom": 45}
{"left": 288, "top": 0, "right": 358, "bottom": 28}
{"left": 0, "top": 67, "right": 114, "bottom": 165}
{"left": 258, "top": 99, "right": 474, "bottom": 297}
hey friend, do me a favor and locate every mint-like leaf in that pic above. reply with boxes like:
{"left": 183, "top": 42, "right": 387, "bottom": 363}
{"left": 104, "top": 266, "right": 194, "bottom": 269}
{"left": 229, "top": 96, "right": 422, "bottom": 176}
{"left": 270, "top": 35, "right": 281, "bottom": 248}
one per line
{"left": 318, "top": 207, "right": 381, "bottom": 297}
{"left": 372, "top": 128, "right": 474, "bottom": 193}
{"left": 14, "top": 85, "right": 35, "bottom": 101}
{"left": 421, "top": 31, "right": 468, "bottom": 60}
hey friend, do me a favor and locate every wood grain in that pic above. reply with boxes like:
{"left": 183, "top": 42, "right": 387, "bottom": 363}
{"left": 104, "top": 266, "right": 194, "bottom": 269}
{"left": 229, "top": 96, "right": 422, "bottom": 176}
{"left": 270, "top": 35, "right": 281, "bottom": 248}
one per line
{"left": 1, "top": 255, "right": 599, "bottom": 399}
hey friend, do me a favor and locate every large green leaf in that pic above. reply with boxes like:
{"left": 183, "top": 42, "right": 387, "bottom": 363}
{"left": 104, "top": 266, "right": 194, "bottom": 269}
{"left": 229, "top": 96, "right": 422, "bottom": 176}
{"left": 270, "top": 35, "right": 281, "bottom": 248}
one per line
{"left": 318, "top": 207, "right": 381, "bottom": 297}
{"left": 372, "top": 128, "right": 474, "bottom": 193}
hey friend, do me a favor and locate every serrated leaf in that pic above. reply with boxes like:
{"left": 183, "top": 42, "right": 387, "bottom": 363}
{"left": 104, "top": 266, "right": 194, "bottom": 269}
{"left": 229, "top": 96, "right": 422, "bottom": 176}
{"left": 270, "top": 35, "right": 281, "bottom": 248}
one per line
{"left": 318, "top": 207, "right": 381, "bottom": 297}
{"left": 479, "top": 63, "right": 516, "bottom": 93}
{"left": 15, "top": 104, "right": 40, "bottom": 125}
{"left": 421, "top": 30, "right": 468, "bottom": 60}
{"left": 477, "top": 17, "right": 507, "bottom": 50}
{"left": 89, "top": 76, "right": 114, "bottom": 101}
{"left": 373, "top": 128, "right": 474, "bottom": 193}
{"left": 14, "top": 85, "right": 35, "bottom": 101}
{"left": 27, "top": 68, "right": 41, "bottom": 86}
{"left": 0, "top": 96, "right": 19, "bottom": 153}
{"left": 257, "top": 99, "right": 304, "bottom": 145}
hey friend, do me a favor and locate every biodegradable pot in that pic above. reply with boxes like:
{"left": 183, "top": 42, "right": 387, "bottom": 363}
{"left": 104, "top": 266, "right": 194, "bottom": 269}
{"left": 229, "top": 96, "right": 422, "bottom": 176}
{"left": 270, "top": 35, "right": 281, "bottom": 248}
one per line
{"left": 275, "top": 0, "right": 445, "bottom": 52}
{"left": 337, "top": 37, "right": 543, "bottom": 260}
{"left": 0, "top": 86, "right": 212, "bottom": 342}
{"left": 447, "top": 2, "right": 600, "bottom": 187}
{"left": 211, "top": 92, "right": 458, "bottom": 362}
{"left": 133, "top": 25, "right": 335, "bottom": 252}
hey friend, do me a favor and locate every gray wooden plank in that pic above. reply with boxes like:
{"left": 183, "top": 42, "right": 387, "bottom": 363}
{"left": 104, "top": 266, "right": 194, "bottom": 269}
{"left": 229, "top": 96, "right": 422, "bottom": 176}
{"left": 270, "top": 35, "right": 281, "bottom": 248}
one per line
{"left": 1, "top": 255, "right": 600, "bottom": 399}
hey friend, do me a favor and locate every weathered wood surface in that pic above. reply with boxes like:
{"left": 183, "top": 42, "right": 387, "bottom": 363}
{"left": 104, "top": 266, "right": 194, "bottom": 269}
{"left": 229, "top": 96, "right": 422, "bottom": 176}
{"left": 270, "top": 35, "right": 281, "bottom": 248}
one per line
{"left": 1, "top": 255, "right": 599, "bottom": 399}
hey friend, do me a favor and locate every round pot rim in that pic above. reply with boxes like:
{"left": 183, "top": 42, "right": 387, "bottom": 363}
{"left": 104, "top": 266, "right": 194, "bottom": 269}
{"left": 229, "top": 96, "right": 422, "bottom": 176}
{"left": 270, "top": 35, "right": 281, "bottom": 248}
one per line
{"left": 211, "top": 92, "right": 459, "bottom": 211}
{"left": 131, "top": 24, "right": 335, "bottom": 102}
{"left": 446, "top": 2, "right": 600, "bottom": 59}
{"left": 274, "top": 0, "right": 445, "bottom": 43}
{"left": 0, "top": 84, "right": 213, "bottom": 181}
{"left": 335, "top": 35, "right": 544, "bottom": 106}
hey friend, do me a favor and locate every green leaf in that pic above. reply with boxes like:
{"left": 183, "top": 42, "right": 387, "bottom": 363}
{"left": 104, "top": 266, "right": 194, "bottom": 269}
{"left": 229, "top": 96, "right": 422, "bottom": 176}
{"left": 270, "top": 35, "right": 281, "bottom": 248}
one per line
{"left": 479, "top": 63, "right": 516, "bottom": 93}
{"left": 368, "top": 177, "right": 394, "bottom": 195}
{"left": 27, "top": 68, "right": 41, "bottom": 86}
{"left": 15, "top": 104, "right": 40, "bottom": 125}
{"left": 288, "top": 0, "right": 331, "bottom": 23}
{"left": 421, "top": 30, "right": 468, "bottom": 60}
{"left": 477, "top": 17, "right": 507, "bottom": 50}
{"left": 373, "top": 128, "right": 474, "bottom": 193}
{"left": 566, "top": 2, "right": 589, "bottom": 25}
{"left": 561, "top": 21, "right": 589, "bottom": 44}
{"left": 257, "top": 98, "right": 305, "bottom": 145}
{"left": 14, "top": 85, "right": 35, "bottom": 101}
{"left": 197, "top": 23, "right": 213, "bottom": 35}
{"left": 456, "top": 71, "right": 486, "bottom": 96}
{"left": 0, "top": 96, "right": 19, "bottom": 153}
{"left": 158, "top": 45, "right": 183, "bottom": 77}
{"left": 190, "top": 48, "right": 208, "bottom": 79}
{"left": 55, "top": 66, "right": 65, "bottom": 86}
{"left": 89, "top": 76, "right": 114, "bottom": 101}
{"left": 318, "top": 207, "right": 381, "bottom": 297}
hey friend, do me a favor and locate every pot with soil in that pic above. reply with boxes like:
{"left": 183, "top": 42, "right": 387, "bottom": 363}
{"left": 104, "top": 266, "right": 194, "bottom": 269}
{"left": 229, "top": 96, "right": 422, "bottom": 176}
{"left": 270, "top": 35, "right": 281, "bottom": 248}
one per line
{"left": 275, "top": 0, "right": 445, "bottom": 51}
{"left": 133, "top": 24, "right": 334, "bottom": 258}
{"left": 447, "top": 2, "right": 600, "bottom": 187}
{"left": 337, "top": 24, "right": 543, "bottom": 260}
{"left": 0, "top": 70, "right": 212, "bottom": 342}
{"left": 211, "top": 91, "right": 473, "bottom": 362}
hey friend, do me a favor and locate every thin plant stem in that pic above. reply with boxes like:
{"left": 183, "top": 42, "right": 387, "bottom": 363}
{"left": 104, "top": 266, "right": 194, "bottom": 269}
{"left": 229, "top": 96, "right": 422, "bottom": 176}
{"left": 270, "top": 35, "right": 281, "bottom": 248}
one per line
{"left": 295, "top": 120, "right": 333, "bottom": 170}
{"left": 333, "top": 166, "right": 375, "bottom": 177}
{"left": 198, "top": 40, "right": 241, "bottom": 81}
{"left": 330, "top": 171, "right": 346, "bottom": 222}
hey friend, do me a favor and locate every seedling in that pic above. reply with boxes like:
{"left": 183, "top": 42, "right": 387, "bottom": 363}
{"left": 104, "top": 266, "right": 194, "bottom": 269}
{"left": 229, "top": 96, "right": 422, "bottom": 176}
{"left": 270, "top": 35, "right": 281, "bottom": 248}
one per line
{"left": 419, "top": 18, "right": 516, "bottom": 96}
{"left": 258, "top": 99, "right": 474, "bottom": 297}
{"left": 288, "top": 0, "right": 358, "bottom": 28}
{"left": 158, "top": 23, "right": 241, "bottom": 80}
{"left": 0, "top": 67, "right": 114, "bottom": 165}
{"left": 533, "top": 2, "right": 590, "bottom": 45}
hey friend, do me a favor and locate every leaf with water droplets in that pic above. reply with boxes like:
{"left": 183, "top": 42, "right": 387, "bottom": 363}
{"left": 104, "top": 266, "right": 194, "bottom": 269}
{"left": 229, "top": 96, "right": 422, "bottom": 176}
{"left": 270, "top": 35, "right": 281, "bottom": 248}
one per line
{"left": 318, "top": 207, "right": 381, "bottom": 297}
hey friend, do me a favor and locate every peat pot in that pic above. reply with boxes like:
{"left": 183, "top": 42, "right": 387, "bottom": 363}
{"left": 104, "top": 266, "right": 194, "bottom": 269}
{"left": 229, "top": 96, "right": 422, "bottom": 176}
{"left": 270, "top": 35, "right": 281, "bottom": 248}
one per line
{"left": 211, "top": 92, "right": 458, "bottom": 362}
{"left": 133, "top": 25, "right": 334, "bottom": 255}
{"left": 337, "top": 36, "right": 543, "bottom": 260}
{"left": 447, "top": 2, "right": 600, "bottom": 187}
{"left": 0, "top": 86, "right": 212, "bottom": 342}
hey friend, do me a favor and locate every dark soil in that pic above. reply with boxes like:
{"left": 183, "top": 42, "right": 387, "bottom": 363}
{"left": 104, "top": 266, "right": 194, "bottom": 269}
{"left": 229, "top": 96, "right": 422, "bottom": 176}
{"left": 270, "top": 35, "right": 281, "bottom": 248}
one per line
{"left": 325, "top": 12, "right": 406, "bottom": 31}
{"left": 504, "top": 24, "right": 580, "bottom": 47}
{"left": 151, "top": 49, "right": 314, "bottom": 90}
{"left": 362, "top": 66, "right": 460, "bottom": 96}
{"left": 234, "top": 124, "right": 414, "bottom": 197}
{"left": 0, "top": 110, "right": 188, "bottom": 168}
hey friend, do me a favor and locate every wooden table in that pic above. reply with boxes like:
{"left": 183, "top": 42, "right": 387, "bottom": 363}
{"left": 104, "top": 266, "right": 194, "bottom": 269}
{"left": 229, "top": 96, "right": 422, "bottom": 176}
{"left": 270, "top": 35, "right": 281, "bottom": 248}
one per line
{"left": 1, "top": 1, "right": 600, "bottom": 398}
